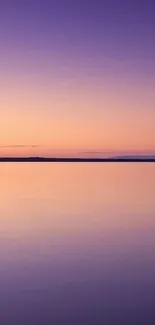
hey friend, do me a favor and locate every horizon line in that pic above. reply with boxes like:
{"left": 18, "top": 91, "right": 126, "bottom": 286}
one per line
{"left": 0, "top": 155, "right": 155, "bottom": 162}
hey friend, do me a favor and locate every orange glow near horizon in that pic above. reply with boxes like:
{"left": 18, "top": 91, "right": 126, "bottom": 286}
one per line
{"left": 1, "top": 67, "right": 155, "bottom": 157}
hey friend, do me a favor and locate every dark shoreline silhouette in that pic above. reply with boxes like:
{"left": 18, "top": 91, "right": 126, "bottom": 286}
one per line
{"left": 0, "top": 157, "right": 155, "bottom": 162}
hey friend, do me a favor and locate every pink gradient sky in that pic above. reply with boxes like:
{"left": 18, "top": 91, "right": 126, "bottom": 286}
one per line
{"left": 0, "top": 1, "right": 155, "bottom": 157}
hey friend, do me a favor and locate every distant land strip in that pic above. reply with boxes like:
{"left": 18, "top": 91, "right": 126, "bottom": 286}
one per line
{"left": 0, "top": 157, "right": 155, "bottom": 162}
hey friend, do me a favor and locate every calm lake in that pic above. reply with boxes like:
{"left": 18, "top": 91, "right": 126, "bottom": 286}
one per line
{"left": 0, "top": 163, "right": 155, "bottom": 324}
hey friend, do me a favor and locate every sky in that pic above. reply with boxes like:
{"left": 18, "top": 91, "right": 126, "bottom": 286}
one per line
{"left": 0, "top": 0, "right": 155, "bottom": 157}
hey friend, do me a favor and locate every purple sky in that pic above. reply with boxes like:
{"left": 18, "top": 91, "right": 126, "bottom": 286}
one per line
{"left": 0, "top": 0, "right": 155, "bottom": 157}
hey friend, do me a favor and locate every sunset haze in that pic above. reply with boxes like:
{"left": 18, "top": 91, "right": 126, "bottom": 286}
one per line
{"left": 1, "top": 1, "right": 155, "bottom": 157}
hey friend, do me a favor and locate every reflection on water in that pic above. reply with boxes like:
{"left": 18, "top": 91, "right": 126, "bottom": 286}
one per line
{"left": 0, "top": 163, "right": 155, "bottom": 324}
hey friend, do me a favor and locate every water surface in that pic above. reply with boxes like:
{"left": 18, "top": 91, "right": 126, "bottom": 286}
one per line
{"left": 0, "top": 163, "right": 155, "bottom": 324}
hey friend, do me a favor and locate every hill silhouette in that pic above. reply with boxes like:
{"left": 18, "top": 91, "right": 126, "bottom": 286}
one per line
{"left": 0, "top": 156, "right": 155, "bottom": 162}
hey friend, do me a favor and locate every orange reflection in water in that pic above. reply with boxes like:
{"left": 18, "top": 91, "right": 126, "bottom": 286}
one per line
{"left": 0, "top": 163, "right": 155, "bottom": 240}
